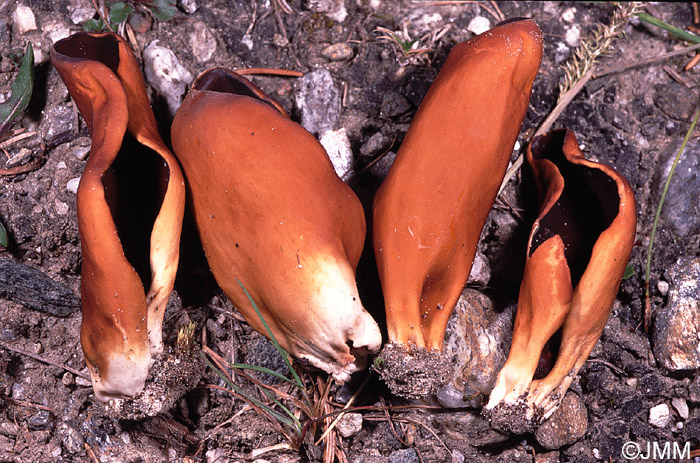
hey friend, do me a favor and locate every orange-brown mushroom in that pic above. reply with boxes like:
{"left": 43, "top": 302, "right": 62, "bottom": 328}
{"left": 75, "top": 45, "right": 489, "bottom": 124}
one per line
{"left": 51, "top": 32, "right": 185, "bottom": 402}
{"left": 171, "top": 68, "right": 381, "bottom": 382}
{"left": 485, "top": 129, "right": 636, "bottom": 427}
{"left": 373, "top": 19, "right": 543, "bottom": 353}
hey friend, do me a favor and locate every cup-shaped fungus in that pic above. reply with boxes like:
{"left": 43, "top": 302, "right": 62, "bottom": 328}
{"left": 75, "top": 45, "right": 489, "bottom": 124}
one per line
{"left": 372, "top": 19, "right": 543, "bottom": 396}
{"left": 51, "top": 33, "right": 185, "bottom": 402}
{"left": 485, "top": 129, "right": 636, "bottom": 432}
{"left": 171, "top": 68, "right": 382, "bottom": 382}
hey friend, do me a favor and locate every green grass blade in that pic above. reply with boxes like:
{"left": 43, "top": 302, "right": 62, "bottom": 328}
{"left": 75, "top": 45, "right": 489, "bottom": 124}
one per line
{"left": 636, "top": 12, "right": 700, "bottom": 44}
{"left": 201, "top": 351, "right": 298, "bottom": 429}
{"left": 235, "top": 279, "right": 307, "bottom": 393}
{"left": 0, "top": 221, "right": 7, "bottom": 247}
{"left": 0, "top": 42, "right": 34, "bottom": 138}
{"left": 229, "top": 363, "right": 297, "bottom": 386}
{"left": 645, "top": 107, "right": 700, "bottom": 298}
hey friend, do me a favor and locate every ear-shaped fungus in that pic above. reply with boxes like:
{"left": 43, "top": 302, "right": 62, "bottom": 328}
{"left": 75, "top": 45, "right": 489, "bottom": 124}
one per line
{"left": 51, "top": 33, "right": 185, "bottom": 402}
{"left": 485, "top": 129, "right": 636, "bottom": 429}
{"left": 372, "top": 20, "right": 542, "bottom": 376}
{"left": 171, "top": 68, "right": 382, "bottom": 382}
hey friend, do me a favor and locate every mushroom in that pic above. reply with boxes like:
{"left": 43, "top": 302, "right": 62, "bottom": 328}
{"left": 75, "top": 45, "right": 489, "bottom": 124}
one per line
{"left": 51, "top": 32, "right": 185, "bottom": 402}
{"left": 486, "top": 129, "right": 636, "bottom": 428}
{"left": 170, "top": 68, "right": 381, "bottom": 382}
{"left": 372, "top": 20, "right": 543, "bottom": 360}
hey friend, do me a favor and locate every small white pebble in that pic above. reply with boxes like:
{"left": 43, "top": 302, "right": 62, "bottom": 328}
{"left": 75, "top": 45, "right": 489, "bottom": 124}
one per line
{"left": 565, "top": 25, "right": 580, "bottom": 47}
{"left": 241, "top": 34, "right": 254, "bottom": 50}
{"left": 649, "top": 403, "right": 671, "bottom": 428}
{"left": 13, "top": 5, "right": 37, "bottom": 34}
{"left": 67, "top": 177, "right": 81, "bottom": 194}
{"left": 562, "top": 7, "right": 577, "bottom": 23}
{"left": 657, "top": 280, "right": 669, "bottom": 296}
{"left": 468, "top": 16, "right": 491, "bottom": 36}
{"left": 319, "top": 128, "right": 353, "bottom": 180}
{"left": 55, "top": 201, "right": 69, "bottom": 216}
{"left": 672, "top": 397, "right": 689, "bottom": 419}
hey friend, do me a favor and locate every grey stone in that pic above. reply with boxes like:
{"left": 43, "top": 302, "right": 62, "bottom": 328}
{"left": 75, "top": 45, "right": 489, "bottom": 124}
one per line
{"left": 360, "top": 132, "right": 391, "bottom": 157}
{"left": 58, "top": 423, "right": 84, "bottom": 454}
{"left": 438, "top": 289, "right": 514, "bottom": 408}
{"left": 189, "top": 21, "right": 216, "bottom": 63}
{"left": 652, "top": 257, "right": 700, "bottom": 371}
{"left": 295, "top": 69, "right": 341, "bottom": 135}
{"left": 380, "top": 92, "right": 411, "bottom": 118}
{"left": 653, "top": 139, "right": 700, "bottom": 237}
{"left": 336, "top": 413, "right": 363, "bottom": 438}
{"left": 27, "top": 410, "right": 52, "bottom": 430}
{"left": 305, "top": 0, "right": 347, "bottom": 22}
{"left": 434, "top": 410, "right": 509, "bottom": 447}
{"left": 143, "top": 40, "right": 193, "bottom": 116}
{"left": 467, "top": 251, "right": 490, "bottom": 287}
{"left": 388, "top": 448, "right": 419, "bottom": 463}
{"left": 534, "top": 451, "right": 560, "bottom": 463}
{"left": 534, "top": 393, "right": 588, "bottom": 450}
{"left": 39, "top": 104, "right": 75, "bottom": 143}
{"left": 671, "top": 397, "right": 689, "bottom": 420}
{"left": 689, "top": 373, "right": 700, "bottom": 403}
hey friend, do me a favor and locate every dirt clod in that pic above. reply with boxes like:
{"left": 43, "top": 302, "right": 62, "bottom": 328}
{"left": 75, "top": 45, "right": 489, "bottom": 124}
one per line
{"left": 373, "top": 342, "right": 452, "bottom": 400}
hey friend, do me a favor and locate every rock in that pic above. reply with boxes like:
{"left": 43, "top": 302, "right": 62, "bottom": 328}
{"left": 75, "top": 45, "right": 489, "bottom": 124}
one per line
{"left": 653, "top": 82, "right": 695, "bottom": 123}
{"left": 565, "top": 25, "right": 580, "bottom": 47}
{"left": 0, "top": 258, "right": 80, "bottom": 316}
{"left": 27, "top": 410, "right": 52, "bottom": 431}
{"left": 467, "top": 16, "right": 490, "bottom": 35}
{"left": 652, "top": 140, "right": 700, "bottom": 237}
{"left": 652, "top": 257, "right": 700, "bottom": 371}
{"left": 689, "top": 373, "right": 700, "bottom": 403}
{"left": 179, "top": 0, "right": 197, "bottom": 14}
{"left": 360, "top": 132, "right": 391, "bottom": 157}
{"left": 68, "top": 0, "right": 95, "bottom": 24}
{"left": 534, "top": 451, "right": 560, "bottom": 463}
{"left": 657, "top": 280, "right": 669, "bottom": 296}
{"left": 72, "top": 137, "right": 92, "bottom": 160}
{"left": 306, "top": 0, "right": 347, "bottom": 23}
{"left": 388, "top": 448, "right": 418, "bottom": 463}
{"left": 295, "top": 69, "right": 341, "bottom": 135}
{"left": 13, "top": 5, "right": 37, "bottom": 34}
{"left": 321, "top": 43, "right": 354, "bottom": 61}
{"left": 319, "top": 128, "right": 354, "bottom": 179}
{"left": 66, "top": 177, "right": 81, "bottom": 194}
{"left": 189, "top": 21, "right": 216, "bottom": 63}
{"left": 380, "top": 92, "right": 411, "bottom": 118}
{"left": 434, "top": 410, "right": 509, "bottom": 447}
{"left": 648, "top": 403, "right": 671, "bottom": 428}
{"left": 671, "top": 397, "right": 688, "bottom": 419}
{"left": 467, "top": 251, "right": 490, "bottom": 287}
{"left": 57, "top": 423, "right": 84, "bottom": 454}
{"left": 336, "top": 413, "right": 362, "bottom": 438}
{"left": 437, "top": 289, "right": 513, "bottom": 408}
{"left": 143, "top": 40, "right": 193, "bottom": 116}
{"left": 534, "top": 393, "right": 588, "bottom": 450}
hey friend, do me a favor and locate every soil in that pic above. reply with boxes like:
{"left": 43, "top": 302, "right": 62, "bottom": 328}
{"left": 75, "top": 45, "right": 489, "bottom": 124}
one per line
{"left": 1, "top": 1, "right": 700, "bottom": 462}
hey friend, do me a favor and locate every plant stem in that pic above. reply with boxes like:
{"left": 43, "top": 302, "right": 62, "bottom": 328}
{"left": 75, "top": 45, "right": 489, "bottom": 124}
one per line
{"left": 644, "top": 106, "right": 700, "bottom": 330}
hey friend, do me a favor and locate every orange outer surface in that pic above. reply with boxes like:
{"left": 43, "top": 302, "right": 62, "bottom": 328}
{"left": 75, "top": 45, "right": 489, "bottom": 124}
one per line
{"left": 51, "top": 32, "right": 185, "bottom": 401}
{"left": 171, "top": 69, "right": 381, "bottom": 382}
{"left": 373, "top": 19, "right": 543, "bottom": 349}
